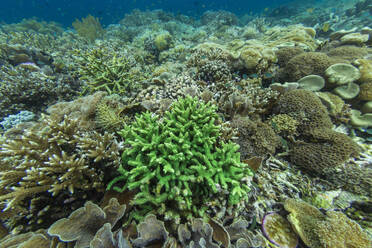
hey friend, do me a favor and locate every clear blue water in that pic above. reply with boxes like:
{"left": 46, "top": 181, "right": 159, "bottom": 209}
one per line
{"left": 1, "top": 0, "right": 297, "bottom": 26}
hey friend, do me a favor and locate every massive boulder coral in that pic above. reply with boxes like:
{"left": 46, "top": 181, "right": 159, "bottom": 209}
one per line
{"left": 108, "top": 96, "right": 253, "bottom": 221}
{"left": 275, "top": 89, "right": 333, "bottom": 133}
{"left": 290, "top": 128, "right": 360, "bottom": 175}
{"left": 274, "top": 89, "right": 360, "bottom": 175}
{"left": 279, "top": 52, "right": 334, "bottom": 82}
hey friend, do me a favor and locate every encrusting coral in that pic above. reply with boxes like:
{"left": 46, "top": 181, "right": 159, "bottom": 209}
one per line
{"left": 0, "top": 115, "right": 121, "bottom": 231}
{"left": 108, "top": 96, "right": 253, "bottom": 222}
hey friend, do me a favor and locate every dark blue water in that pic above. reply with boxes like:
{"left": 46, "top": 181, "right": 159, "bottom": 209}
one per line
{"left": 0, "top": 0, "right": 297, "bottom": 26}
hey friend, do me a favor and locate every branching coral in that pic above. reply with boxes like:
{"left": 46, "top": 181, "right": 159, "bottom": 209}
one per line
{"left": 108, "top": 96, "right": 253, "bottom": 222}
{"left": 0, "top": 115, "right": 121, "bottom": 230}
{"left": 75, "top": 47, "right": 148, "bottom": 96}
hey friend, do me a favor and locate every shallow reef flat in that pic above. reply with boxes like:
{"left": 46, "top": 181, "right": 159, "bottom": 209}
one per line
{"left": 0, "top": 1, "right": 371, "bottom": 247}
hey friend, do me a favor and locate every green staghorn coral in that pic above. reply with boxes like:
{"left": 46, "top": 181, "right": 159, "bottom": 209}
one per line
{"left": 107, "top": 96, "right": 253, "bottom": 222}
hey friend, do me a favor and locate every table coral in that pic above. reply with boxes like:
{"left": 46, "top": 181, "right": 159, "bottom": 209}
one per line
{"left": 108, "top": 96, "right": 253, "bottom": 221}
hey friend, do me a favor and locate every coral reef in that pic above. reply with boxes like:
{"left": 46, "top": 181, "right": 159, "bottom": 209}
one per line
{"left": 47, "top": 91, "right": 107, "bottom": 130}
{"left": 0, "top": 18, "right": 63, "bottom": 35}
{"left": 0, "top": 111, "right": 35, "bottom": 131}
{"left": 1, "top": 5, "right": 371, "bottom": 247}
{"left": 274, "top": 90, "right": 360, "bottom": 175}
{"left": 290, "top": 128, "right": 361, "bottom": 175}
{"left": 275, "top": 89, "right": 333, "bottom": 133}
{"left": 231, "top": 116, "right": 281, "bottom": 159}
